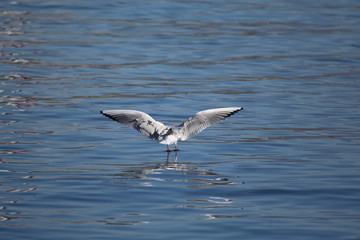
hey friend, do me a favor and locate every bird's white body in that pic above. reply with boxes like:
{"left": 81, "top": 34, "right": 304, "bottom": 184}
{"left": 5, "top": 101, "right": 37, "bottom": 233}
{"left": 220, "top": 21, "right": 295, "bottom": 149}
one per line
{"left": 160, "top": 132, "right": 179, "bottom": 145}
{"left": 101, "top": 107, "right": 243, "bottom": 151}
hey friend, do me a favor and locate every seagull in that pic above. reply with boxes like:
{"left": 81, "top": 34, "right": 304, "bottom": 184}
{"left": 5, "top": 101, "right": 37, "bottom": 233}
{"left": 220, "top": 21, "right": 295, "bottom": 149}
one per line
{"left": 100, "top": 107, "right": 243, "bottom": 152}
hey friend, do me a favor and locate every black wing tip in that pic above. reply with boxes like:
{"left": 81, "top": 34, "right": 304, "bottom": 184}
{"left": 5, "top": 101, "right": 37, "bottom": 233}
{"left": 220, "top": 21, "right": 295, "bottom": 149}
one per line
{"left": 100, "top": 110, "right": 109, "bottom": 117}
{"left": 100, "top": 110, "right": 117, "bottom": 121}
{"left": 225, "top": 107, "right": 243, "bottom": 118}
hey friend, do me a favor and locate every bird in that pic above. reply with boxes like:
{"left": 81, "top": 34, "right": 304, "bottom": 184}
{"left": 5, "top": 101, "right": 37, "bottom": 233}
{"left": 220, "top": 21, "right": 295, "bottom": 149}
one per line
{"left": 100, "top": 107, "right": 243, "bottom": 152}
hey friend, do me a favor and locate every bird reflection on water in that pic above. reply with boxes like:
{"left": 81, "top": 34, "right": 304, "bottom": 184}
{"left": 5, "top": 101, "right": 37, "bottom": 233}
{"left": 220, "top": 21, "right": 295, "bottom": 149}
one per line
{"left": 106, "top": 151, "right": 240, "bottom": 224}
{"left": 109, "top": 151, "right": 234, "bottom": 188}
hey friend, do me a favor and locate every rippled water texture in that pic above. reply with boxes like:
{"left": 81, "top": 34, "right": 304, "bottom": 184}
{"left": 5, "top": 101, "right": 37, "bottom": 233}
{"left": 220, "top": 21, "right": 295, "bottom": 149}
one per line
{"left": 1, "top": 0, "right": 360, "bottom": 239}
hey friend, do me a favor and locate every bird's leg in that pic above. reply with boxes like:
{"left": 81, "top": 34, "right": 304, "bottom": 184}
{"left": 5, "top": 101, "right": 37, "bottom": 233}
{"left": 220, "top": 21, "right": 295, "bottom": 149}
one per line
{"left": 166, "top": 145, "right": 172, "bottom": 152}
{"left": 174, "top": 143, "right": 180, "bottom": 151}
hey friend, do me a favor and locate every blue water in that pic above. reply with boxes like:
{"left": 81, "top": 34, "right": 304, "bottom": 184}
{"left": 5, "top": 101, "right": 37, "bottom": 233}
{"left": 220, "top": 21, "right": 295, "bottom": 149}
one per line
{"left": 1, "top": 0, "right": 360, "bottom": 239}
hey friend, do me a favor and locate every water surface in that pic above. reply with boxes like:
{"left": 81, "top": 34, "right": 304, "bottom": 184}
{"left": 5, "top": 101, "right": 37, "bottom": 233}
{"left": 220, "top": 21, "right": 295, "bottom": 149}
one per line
{"left": 1, "top": 0, "right": 360, "bottom": 239}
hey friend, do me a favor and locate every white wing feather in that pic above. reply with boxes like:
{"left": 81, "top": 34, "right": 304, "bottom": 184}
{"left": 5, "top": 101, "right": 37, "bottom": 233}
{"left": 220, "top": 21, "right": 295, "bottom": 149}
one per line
{"left": 100, "top": 110, "right": 169, "bottom": 141}
{"left": 177, "top": 107, "right": 243, "bottom": 140}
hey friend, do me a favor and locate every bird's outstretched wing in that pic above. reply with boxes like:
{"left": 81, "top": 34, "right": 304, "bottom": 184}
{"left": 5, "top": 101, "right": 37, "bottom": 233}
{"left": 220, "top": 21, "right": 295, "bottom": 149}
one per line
{"left": 177, "top": 107, "right": 243, "bottom": 140}
{"left": 100, "top": 110, "right": 169, "bottom": 141}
